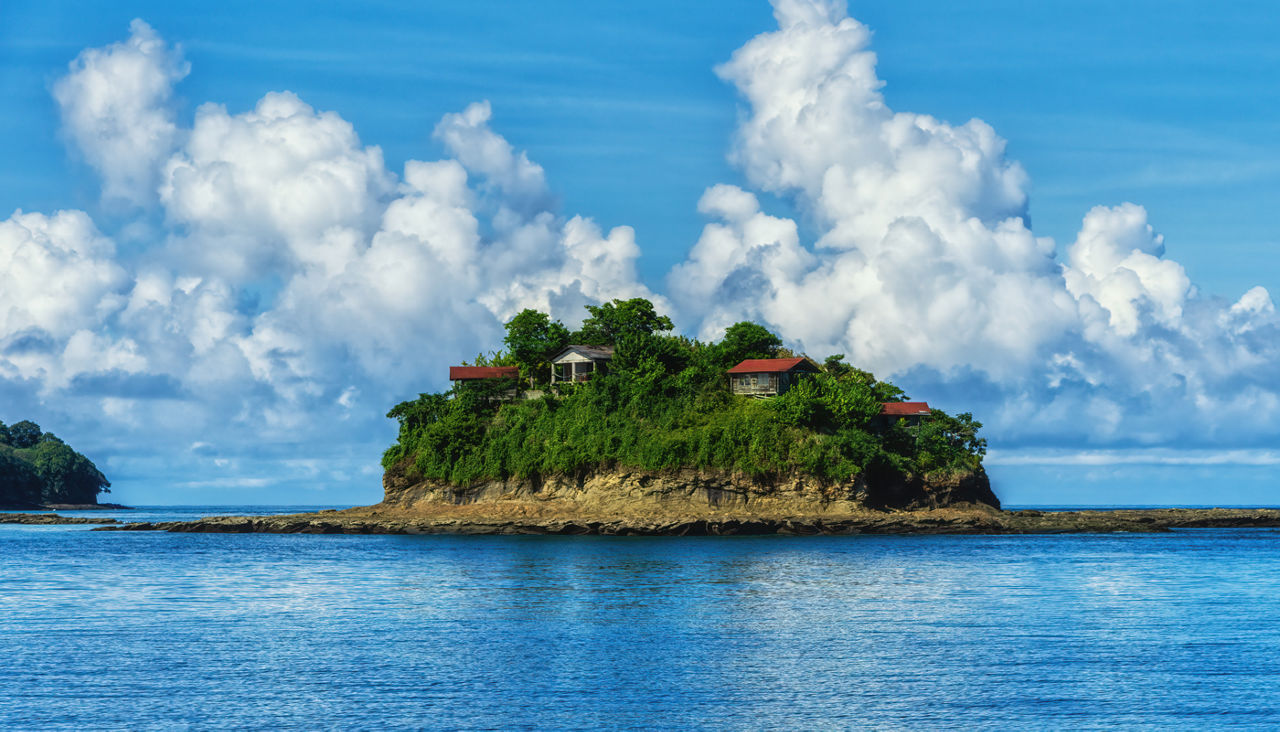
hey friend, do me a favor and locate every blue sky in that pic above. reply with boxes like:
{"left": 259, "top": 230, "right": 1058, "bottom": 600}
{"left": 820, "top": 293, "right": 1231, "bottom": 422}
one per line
{"left": 9, "top": 0, "right": 1279, "bottom": 296}
{"left": 2, "top": 1, "right": 1278, "bottom": 506}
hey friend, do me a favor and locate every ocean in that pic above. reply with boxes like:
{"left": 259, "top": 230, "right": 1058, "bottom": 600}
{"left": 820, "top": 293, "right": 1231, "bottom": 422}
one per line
{"left": 3, "top": 507, "right": 1279, "bottom": 730}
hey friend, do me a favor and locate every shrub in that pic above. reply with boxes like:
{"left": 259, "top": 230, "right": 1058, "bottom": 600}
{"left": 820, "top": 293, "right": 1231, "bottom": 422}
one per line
{"left": 384, "top": 301, "right": 986, "bottom": 487}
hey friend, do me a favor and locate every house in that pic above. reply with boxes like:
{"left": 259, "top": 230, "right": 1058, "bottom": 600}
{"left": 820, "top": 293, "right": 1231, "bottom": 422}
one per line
{"left": 727, "top": 357, "right": 819, "bottom": 397}
{"left": 449, "top": 365, "right": 521, "bottom": 400}
{"left": 549, "top": 345, "right": 614, "bottom": 384}
{"left": 448, "top": 366, "right": 520, "bottom": 381}
{"left": 878, "top": 401, "right": 932, "bottom": 428}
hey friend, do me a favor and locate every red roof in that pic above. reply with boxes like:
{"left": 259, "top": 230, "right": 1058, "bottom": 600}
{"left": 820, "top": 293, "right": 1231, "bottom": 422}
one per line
{"left": 880, "top": 401, "right": 931, "bottom": 417}
{"left": 727, "top": 357, "right": 815, "bottom": 374}
{"left": 449, "top": 366, "right": 519, "bottom": 381}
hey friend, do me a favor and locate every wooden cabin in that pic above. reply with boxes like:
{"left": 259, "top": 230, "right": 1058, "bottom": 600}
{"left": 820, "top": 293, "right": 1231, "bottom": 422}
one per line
{"left": 727, "top": 357, "right": 819, "bottom": 397}
{"left": 877, "top": 401, "right": 932, "bottom": 428}
{"left": 449, "top": 366, "right": 521, "bottom": 400}
{"left": 550, "top": 345, "right": 614, "bottom": 384}
{"left": 448, "top": 366, "right": 520, "bottom": 381}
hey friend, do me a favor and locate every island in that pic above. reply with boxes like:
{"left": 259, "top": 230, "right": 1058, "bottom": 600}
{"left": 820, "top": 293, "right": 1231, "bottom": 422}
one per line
{"left": 0, "top": 419, "right": 117, "bottom": 510}
{"left": 96, "top": 299, "right": 1280, "bottom": 535}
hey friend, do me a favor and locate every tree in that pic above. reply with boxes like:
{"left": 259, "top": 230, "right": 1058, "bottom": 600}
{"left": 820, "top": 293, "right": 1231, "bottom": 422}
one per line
{"left": 0, "top": 421, "right": 10, "bottom": 446}
{"left": 574, "top": 298, "right": 673, "bottom": 345}
{"left": 719, "top": 322, "right": 782, "bottom": 367}
{"left": 387, "top": 393, "right": 451, "bottom": 435}
{"left": 8, "top": 421, "right": 42, "bottom": 449}
{"left": 771, "top": 373, "right": 882, "bottom": 432}
{"left": 912, "top": 410, "right": 987, "bottom": 474}
{"left": 611, "top": 334, "right": 693, "bottom": 399}
{"left": 823, "top": 358, "right": 907, "bottom": 403}
{"left": 0, "top": 448, "right": 43, "bottom": 506}
{"left": 503, "top": 309, "right": 570, "bottom": 384}
{"left": 823, "top": 354, "right": 854, "bottom": 377}
{"left": 28, "top": 439, "right": 110, "bottom": 504}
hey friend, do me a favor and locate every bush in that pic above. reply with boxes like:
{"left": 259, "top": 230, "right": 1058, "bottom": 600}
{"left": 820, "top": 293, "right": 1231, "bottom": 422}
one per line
{"left": 384, "top": 302, "right": 986, "bottom": 487}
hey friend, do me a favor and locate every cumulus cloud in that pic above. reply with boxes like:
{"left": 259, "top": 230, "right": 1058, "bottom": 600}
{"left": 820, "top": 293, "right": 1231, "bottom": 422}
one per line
{"left": 10, "top": 21, "right": 661, "bottom": 495}
{"left": 433, "top": 101, "right": 553, "bottom": 218}
{"left": 672, "top": 3, "right": 1079, "bottom": 379}
{"left": 1064, "top": 203, "right": 1190, "bottom": 337}
{"left": 53, "top": 19, "right": 189, "bottom": 207}
{"left": 668, "top": 0, "right": 1280, "bottom": 447}
{"left": 7, "top": 6, "right": 1280, "bottom": 501}
{"left": 0, "top": 210, "right": 135, "bottom": 389}
{"left": 160, "top": 91, "right": 395, "bottom": 281}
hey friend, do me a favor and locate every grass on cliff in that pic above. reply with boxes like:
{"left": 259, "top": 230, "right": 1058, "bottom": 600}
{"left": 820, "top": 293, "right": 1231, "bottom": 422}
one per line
{"left": 383, "top": 302, "right": 985, "bottom": 487}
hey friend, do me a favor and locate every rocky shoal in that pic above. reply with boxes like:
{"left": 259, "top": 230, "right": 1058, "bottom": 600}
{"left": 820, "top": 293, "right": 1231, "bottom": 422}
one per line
{"left": 0, "top": 512, "right": 120, "bottom": 525}
{"left": 90, "top": 506, "right": 1280, "bottom": 536}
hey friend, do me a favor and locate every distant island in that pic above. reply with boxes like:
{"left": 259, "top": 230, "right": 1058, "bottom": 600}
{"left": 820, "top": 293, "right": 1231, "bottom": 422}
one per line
{"left": 0, "top": 420, "right": 113, "bottom": 509}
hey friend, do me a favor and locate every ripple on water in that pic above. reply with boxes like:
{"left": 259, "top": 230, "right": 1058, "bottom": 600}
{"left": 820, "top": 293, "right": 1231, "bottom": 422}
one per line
{"left": 2, "top": 525, "right": 1280, "bottom": 729}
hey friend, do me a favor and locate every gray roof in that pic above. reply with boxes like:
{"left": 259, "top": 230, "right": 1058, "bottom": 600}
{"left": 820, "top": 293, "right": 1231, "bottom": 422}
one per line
{"left": 550, "top": 344, "right": 615, "bottom": 362}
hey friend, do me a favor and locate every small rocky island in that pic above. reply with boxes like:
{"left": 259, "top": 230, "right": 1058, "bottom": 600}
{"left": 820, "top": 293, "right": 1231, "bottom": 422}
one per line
{"left": 94, "top": 299, "right": 1280, "bottom": 536}
{"left": 0, "top": 419, "right": 115, "bottom": 510}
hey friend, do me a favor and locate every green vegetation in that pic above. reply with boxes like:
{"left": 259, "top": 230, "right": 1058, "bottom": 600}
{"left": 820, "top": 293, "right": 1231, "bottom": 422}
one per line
{"left": 0, "top": 420, "right": 111, "bottom": 507}
{"left": 384, "top": 298, "right": 985, "bottom": 488}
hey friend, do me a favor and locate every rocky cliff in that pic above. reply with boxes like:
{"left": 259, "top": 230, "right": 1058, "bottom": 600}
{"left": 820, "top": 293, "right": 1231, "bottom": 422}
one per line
{"left": 380, "top": 459, "right": 999, "bottom": 521}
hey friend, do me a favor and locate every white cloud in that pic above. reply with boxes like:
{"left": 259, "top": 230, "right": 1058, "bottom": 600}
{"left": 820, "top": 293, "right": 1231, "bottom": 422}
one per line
{"left": 7, "top": 8, "right": 1280, "bottom": 502}
{"left": 0, "top": 210, "right": 126, "bottom": 340}
{"left": 160, "top": 91, "right": 396, "bottom": 282}
{"left": 53, "top": 19, "right": 188, "bottom": 207}
{"left": 433, "top": 101, "right": 552, "bottom": 218}
{"left": 671, "top": 4, "right": 1078, "bottom": 380}
{"left": 0, "top": 210, "right": 134, "bottom": 389}
{"left": 14, "top": 21, "right": 664, "bottom": 493}
{"left": 669, "top": 0, "right": 1280, "bottom": 446}
{"left": 1064, "top": 203, "right": 1191, "bottom": 337}
{"left": 987, "top": 448, "right": 1280, "bottom": 467}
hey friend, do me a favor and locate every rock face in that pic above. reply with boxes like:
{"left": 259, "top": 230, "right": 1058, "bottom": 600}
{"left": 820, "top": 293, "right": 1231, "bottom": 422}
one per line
{"left": 381, "top": 462, "right": 1000, "bottom": 518}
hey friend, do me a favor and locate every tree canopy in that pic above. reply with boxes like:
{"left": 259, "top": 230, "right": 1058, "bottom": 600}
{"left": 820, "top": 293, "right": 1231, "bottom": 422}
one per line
{"left": 573, "top": 298, "right": 674, "bottom": 345}
{"left": 384, "top": 299, "right": 985, "bottom": 490}
{"left": 0, "top": 420, "right": 110, "bottom": 507}
{"left": 7, "top": 420, "right": 43, "bottom": 449}
{"left": 503, "top": 309, "right": 570, "bottom": 384}
{"left": 717, "top": 321, "right": 783, "bottom": 368}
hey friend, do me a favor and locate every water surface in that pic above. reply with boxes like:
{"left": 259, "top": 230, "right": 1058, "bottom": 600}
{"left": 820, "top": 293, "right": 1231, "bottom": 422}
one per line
{"left": 3, "top": 509, "right": 1279, "bottom": 729}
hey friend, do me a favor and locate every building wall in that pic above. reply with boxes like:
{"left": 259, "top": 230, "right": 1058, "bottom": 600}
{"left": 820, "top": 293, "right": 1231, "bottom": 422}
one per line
{"left": 731, "top": 373, "right": 780, "bottom": 395}
{"left": 730, "top": 369, "right": 818, "bottom": 396}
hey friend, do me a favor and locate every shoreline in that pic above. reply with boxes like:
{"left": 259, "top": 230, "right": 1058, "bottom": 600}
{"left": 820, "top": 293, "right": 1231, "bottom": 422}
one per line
{"left": 91, "top": 506, "right": 1280, "bottom": 536}
{"left": 0, "top": 503, "right": 132, "bottom": 512}
{"left": 0, "top": 513, "right": 120, "bottom": 525}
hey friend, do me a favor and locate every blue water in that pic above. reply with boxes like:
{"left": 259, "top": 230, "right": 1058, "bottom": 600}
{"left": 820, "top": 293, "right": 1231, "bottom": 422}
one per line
{"left": 4, "top": 508, "right": 1280, "bottom": 729}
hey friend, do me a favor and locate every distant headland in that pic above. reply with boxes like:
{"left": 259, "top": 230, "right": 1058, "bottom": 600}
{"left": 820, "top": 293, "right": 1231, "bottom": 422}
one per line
{"left": 0, "top": 420, "right": 116, "bottom": 510}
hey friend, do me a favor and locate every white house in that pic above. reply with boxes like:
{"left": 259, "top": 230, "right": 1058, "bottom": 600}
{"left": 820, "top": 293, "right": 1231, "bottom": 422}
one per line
{"left": 549, "top": 345, "right": 614, "bottom": 384}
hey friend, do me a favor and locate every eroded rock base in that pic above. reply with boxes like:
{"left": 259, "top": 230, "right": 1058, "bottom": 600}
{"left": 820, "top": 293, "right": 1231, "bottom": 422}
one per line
{"left": 95, "top": 506, "right": 1280, "bottom": 536}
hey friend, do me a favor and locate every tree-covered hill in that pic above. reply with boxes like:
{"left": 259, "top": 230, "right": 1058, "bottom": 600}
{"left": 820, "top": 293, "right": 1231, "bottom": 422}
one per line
{"left": 384, "top": 299, "right": 986, "bottom": 497}
{"left": 0, "top": 420, "right": 111, "bottom": 508}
